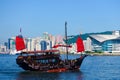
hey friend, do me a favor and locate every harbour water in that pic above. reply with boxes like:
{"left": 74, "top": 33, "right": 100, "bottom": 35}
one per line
{"left": 0, "top": 54, "right": 120, "bottom": 80}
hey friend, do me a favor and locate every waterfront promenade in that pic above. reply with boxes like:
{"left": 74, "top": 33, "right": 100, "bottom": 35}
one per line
{"left": 88, "top": 52, "right": 120, "bottom": 56}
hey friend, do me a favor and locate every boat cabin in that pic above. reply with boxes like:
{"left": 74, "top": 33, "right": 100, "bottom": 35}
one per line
{"left": 17, "top": 50, "right": 62, "bottom": 66}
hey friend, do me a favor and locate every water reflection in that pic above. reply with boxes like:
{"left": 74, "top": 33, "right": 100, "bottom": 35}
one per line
{"left": 16, "top": 70, "right": 83, "bottom": 80}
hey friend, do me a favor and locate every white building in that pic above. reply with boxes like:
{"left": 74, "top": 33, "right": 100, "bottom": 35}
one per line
{"left": 89, "top": 30, "right": 120, "bottom": 53}
{"left": 8, "top": 33, "right": 60, "bottom": 52}
{"left": 84, "top": 37, "right": 92, "bottom": 51}
{"left": 8, "top": 37, "right": 16, "bottom": 53}
{"left": 0, "top": 45, "right": 6, "bottom": 53}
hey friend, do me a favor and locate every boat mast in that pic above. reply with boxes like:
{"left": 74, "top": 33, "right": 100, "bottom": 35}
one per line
{"left": 20, "top": 27, "right": 22, "bottom": 35}
{"left": 65, "top": 21, "right": 68, "bottom": 60}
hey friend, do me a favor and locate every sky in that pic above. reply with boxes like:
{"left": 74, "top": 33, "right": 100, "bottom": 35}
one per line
{"left": 0, "top": 0, "right": 120, "bottom": 43}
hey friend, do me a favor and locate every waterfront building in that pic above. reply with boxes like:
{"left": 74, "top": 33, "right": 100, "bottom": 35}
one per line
{"left": 8, "top": 37, "right": 16, "bottom": 53}
{"left": 43, "top": 32, "right": 49, "bottom": 40}
{"left": 33, "top": 37, "right": 41, "bottom": 51}
{"left": 7, "top": 32, "right": 59, "bottom": 52}
{"left": 0, "top": 45, "right": 6, "bottom": 53}
{"left": 84, "top": 37, "right": 92, "bottom": 51}
{"left": 40, "top": 40, "right": 47, "bottom": 50}
{"left": 25, "top": 38, "right": 32, "bottom": 51}
{"left": 89, "top": 31, "right": 120, "bottom": 53}
{"left": 4, "top": 42, "right": 8, "bottom": 51}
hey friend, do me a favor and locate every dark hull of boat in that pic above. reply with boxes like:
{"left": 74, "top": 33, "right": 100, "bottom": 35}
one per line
{"left": 16, "top": 55, "right": 87, "bottom": 72}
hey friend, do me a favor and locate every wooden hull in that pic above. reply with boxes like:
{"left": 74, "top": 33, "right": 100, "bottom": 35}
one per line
{"left": 16, "top": 55, "right": 87, "bottom": 72}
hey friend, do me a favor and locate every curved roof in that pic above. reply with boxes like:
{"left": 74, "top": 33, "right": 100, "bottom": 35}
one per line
{"left": 89, "top": 35, "right": 120, "bottom": 43}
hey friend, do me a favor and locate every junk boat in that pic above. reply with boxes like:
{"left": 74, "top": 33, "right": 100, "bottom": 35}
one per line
{"left": 16, "top": 22, "right": 87, "bottom": 72}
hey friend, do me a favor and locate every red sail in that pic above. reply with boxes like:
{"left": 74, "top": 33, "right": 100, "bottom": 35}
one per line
{"left": 15, "top": 35, "right": 26, "bottom": 51}
{"left": 76, "top": 37, "right": 84, "bottom": 52}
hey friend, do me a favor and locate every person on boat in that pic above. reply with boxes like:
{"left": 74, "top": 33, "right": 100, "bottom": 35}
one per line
{"left": 58, "top": 60, "right": 64, "bottom": 68}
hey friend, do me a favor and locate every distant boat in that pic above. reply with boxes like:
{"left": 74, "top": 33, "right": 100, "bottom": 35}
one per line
{"left": 16, "top": 22, "right": 87, "bottom": 72}
{"left": 0, "top": 52, "right": 9, "bottom": 55}
{"left": 9, "top": 50, "right": 21, "bottom": 55}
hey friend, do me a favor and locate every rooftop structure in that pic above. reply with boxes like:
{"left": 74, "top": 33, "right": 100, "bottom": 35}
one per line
{"left": 89, "top": 31, "right": 120, "bottom": 53}
{"left": 89, "top": 35, "right": 120, "bottom": 43}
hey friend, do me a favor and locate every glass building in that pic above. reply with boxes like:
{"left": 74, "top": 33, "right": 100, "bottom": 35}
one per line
{"left": 89, "top": 34, "right": 120, "bottom": 53}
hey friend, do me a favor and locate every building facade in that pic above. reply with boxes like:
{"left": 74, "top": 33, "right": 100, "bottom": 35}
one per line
{"left": 89, "top": 31, "right": 120, "bottom": 53}
{"left": 0, "top": 45, "right": 6, "bottom": 53}
{"left": 8, "top": 37, "right": 16, "bottom": 53}
{"left": 7, "top": 33, "right": 64, "bottom": 53}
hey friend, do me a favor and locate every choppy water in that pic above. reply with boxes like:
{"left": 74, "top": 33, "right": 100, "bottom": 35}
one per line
{"left": 0, "top": 54, "right": 120, "bottom": 80}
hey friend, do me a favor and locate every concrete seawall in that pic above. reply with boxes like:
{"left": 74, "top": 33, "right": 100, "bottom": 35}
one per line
{"left": 88, "top": 53, "right": 120, "bottom": 56}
